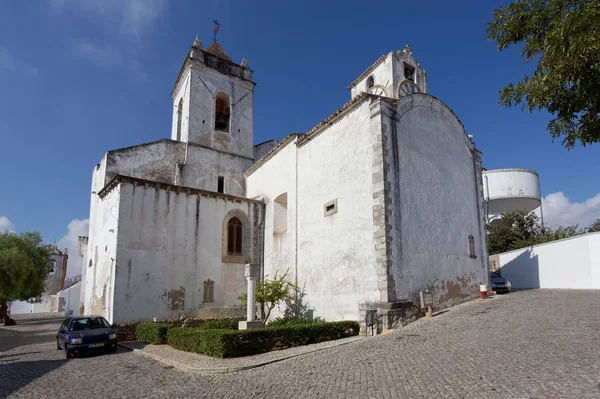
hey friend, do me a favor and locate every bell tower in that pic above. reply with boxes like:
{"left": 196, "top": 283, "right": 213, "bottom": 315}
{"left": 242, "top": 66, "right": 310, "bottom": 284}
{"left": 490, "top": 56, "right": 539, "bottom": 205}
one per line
{"left": 348, "top": 44, "right": 428, "bottom": 100}
{"left": 171, "top": 34, "right": 256, "bottom": 159}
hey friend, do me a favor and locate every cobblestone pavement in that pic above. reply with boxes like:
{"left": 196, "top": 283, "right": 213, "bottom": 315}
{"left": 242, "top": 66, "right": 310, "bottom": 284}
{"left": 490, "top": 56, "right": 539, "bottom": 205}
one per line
{"left": 1, "top": 289, "right": 599, "bottom": 398}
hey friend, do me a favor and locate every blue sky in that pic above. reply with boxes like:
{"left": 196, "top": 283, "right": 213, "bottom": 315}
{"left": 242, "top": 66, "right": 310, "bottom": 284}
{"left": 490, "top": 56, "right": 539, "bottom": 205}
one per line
{"left": 1, "top": 0, "right": 599, "bottom": 275}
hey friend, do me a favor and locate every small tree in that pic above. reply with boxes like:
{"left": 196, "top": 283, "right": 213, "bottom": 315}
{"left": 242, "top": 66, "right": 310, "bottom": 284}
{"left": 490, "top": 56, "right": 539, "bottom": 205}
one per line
{"left": 238, "top": 270, "right": 296, "bottom": 325}
{"left": 0, "top": 231, "right": 54, "bottom": 325}
{"left": 283, "top": 283, "right": 310, "bottom": 320}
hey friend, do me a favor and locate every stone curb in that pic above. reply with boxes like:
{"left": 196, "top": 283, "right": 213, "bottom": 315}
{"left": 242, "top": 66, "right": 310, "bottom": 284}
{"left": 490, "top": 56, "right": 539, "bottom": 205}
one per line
{"left": 120, "top": 336, "right": 365, "bottom": 374}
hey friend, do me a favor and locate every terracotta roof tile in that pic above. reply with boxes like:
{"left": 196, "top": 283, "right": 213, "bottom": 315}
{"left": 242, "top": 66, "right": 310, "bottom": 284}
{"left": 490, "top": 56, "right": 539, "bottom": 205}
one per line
{"left": 205, "top": 42, "right": 232, "bottom": 62}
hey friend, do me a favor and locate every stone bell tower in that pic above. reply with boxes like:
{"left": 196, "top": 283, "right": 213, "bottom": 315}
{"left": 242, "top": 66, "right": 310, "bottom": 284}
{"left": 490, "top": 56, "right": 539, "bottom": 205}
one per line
{"left": 171, "top": 35, "right": 256, "bottom": 159}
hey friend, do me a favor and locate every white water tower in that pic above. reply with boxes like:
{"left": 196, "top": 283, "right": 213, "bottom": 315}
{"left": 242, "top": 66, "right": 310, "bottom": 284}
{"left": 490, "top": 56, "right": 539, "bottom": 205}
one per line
{"left": 482, "top": 168, "right": 542, "bottom": 224}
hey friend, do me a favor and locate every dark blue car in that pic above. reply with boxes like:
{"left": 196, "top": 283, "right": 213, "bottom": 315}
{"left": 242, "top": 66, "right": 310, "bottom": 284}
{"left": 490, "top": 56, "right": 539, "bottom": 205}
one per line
{"left": 490, "top": 271, "right": 512, "bottom": 294}
{"left": 56, "top": 316, "right": 118, "bottom": 358}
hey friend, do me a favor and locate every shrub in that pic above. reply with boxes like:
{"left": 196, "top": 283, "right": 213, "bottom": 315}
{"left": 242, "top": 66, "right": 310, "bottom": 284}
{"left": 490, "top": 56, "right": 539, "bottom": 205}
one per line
{"left": 136, "top": 323, "right": 173, "bottom": 344}
{"left": 266, "top": 317, "right": 326, "bottom": 328}
{"left": 195, "top": 318, "right": 240, "bottom": 330}
{"left": 167, "top": 321, "right": 359, "bottom": 358}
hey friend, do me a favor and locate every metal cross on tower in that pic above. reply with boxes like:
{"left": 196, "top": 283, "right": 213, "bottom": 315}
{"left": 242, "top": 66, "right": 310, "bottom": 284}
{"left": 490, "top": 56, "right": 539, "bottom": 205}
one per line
{"left": 213, "top": 19, "right": 220, "bottom": 42}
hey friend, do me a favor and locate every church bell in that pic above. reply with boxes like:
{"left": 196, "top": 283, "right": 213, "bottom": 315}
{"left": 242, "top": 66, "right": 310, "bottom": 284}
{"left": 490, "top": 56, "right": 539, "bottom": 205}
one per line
{"left": 215, "top": 113, "right": 229, "bottom": 131}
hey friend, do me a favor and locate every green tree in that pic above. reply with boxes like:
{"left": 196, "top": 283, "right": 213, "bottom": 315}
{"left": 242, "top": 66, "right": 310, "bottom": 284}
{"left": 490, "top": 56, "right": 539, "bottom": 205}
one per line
{"left": 487, "top": 210, "right": 581, "bottom": 255}
{"left": 487, "top": 0, "right": 600, "bottom": 149}
{"left": 0, "top": 232, "right": 54, "bottom": 325}
{"left": 239, "top": 270, "right": 297, "bottom": 325}
{"left": 589, "top": 218, "right": 600, "bottom": 232}
{"left": 283, "top": 283, "right": 310, "bottom": 320}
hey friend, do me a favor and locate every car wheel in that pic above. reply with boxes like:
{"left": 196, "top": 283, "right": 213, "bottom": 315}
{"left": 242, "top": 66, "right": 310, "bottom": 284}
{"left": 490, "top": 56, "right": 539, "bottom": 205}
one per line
{"left": 64, "top": 344, "right": 71, "bottom": 359}
{"left": 56, "top": 338, "right": 61, "bottom": 350}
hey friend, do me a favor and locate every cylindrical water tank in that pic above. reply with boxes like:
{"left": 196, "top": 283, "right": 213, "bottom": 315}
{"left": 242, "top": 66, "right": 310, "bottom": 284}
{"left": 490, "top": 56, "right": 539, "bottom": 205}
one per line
{"left": 482, "top": 168, "right": 541, "bottom": 222}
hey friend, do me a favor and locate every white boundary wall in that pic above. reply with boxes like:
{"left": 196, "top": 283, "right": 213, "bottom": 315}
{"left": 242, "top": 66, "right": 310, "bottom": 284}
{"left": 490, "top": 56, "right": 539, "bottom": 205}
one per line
{"left": 497, "top": 232, "right": 600, "bottom": 289}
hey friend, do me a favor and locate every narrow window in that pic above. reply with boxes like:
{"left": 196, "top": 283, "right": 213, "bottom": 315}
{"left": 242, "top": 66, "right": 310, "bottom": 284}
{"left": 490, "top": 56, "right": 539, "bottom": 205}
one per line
{"left": 227, "top": 217, "right": 243, "bottom": 255}
{"left": 49, "top": 260, "right": 57, "bottom": 275}
{"left": 217, "top": 176, "right": 224, "bottom": 193}
{"left": 324, "top": 199, "right": 338, "bottom": 217}
{"left": 404, "top": 63, "right": 415, "bottom": 81}
{"left": 273, "top": 193, "right": 288, "bottom": 235}
{"left": 203, "top": 279, "right": 214, "bottom": 302}
{"left": 366, "top": 76, "right": 374, "bottom": 89}
{"left": 176, "top": 98, "right": 183, "bottom": 141}
{"left": 215, "top": 93, "right": 230, "bottom": 132}
{"left": 468, "top": 234, "right": 477, "bottom": 258}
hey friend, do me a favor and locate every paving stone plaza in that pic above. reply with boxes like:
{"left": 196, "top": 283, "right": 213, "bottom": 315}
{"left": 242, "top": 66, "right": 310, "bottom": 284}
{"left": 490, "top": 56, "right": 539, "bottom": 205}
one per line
{"left": 1, "top": 289, "right": 599, "bottom": 398}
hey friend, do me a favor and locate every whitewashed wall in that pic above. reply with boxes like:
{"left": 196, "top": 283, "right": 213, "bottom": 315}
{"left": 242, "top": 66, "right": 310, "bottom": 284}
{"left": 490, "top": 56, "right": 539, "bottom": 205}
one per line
{"left": 246, "top": 138, "right": 298, "bottom": 318}
{"left": 296, "top": 101, "right": 380, "bottom": 321}
{"left": 59, "top": 282, "right": 81, "bottom": 317}
{"left": 351, "top": 53, "right": 394, "bottom": 99}
{"left": 181, "top": 145, "right": 253, "bottom": 197}
{"left": 82, "top": 184, "right": 120, "bottom": 323}
{"left": 497, "top": 232, "right": 600, "bottom": 289}
{"left": 390, "top": 95, "right": 487, "bottom": 306}
{"left": 110, "top": 181, "right": 260, "bottom": 323}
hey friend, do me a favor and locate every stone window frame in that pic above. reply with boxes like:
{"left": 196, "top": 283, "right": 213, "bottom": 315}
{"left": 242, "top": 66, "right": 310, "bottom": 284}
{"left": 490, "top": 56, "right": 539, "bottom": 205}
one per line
{"left": 403, "top": 62, "right": 415, "bottom": 82}
{"left": 215, "top": 92, "right": 231, "bottom": 133}
{"left": 468, "top": 234, "right": 477, "bottom": 259}
{"left": 366, "top": 75, "right": 375, "bottom": 89}
{"left": 222, "top": 209, "right": 252, "bottom": 264}
{"left": 324, "top": 199, "right": 338, "bottom": 217}
{"left": 203, "top": 279, "right": 215, "bottom": 303}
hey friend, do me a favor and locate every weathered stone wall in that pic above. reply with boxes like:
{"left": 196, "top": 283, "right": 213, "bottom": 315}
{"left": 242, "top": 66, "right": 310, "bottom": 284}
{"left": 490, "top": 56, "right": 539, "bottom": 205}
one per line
{"left": 104, "top": 178, "right": 262, "bottom": 324}
{"left": 388, "top": 94, "right": 487, "bottom": 309}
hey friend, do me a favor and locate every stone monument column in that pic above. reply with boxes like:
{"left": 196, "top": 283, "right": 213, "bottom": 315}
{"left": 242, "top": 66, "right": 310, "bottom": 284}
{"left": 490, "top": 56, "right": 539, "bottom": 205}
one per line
{"left": 238, "top": 263, "right": 263, "bottom": 330}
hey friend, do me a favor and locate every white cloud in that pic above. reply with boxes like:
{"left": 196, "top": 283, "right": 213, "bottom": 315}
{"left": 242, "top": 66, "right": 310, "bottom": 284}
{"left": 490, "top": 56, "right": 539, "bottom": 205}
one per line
{"left": 539, "top": 192, "right": 600, "bottom": 230}
{"left": 56, "top": 218, "right": 89, "bottom": 277}
{"left": 72, "top": 39, "right": 123, "bottom": 67}
{"left": 0, "top": 47, "right": 39, "bottom": 77}
{"left": 0, "top": 216, "right": 15, "bottom": 232}
{"left": 50, "top": 0, "right": 167, "bottom": 39}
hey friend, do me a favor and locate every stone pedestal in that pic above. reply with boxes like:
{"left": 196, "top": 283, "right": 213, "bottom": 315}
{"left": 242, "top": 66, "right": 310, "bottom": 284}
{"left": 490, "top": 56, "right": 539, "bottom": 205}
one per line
{"left": 238, "top": 320, "right": 263, "bottom": 330}
{"left": 239, "top": 263, "right": 264, "bottom": 331}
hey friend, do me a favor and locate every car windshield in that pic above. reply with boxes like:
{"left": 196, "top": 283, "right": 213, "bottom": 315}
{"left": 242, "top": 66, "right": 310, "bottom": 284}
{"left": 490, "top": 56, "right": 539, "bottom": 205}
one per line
{"left": 70, "top": 317, "right": 110, "bottom": 331}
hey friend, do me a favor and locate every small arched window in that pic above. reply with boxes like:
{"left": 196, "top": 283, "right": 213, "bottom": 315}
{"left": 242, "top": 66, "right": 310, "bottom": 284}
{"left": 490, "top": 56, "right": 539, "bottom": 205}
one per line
{"left": 215, "top": 93, "right": 230, "bottom": 132}
{"left": 227, "top": 217, "right": 243, "bottom": 255}
{"left": 176, "top": 98, "right": 183, "bottom": 141}
{"left": 273, "top": 193, "right": 288, "bottom": 235}
{"left": 366, "top": 76, "right": 375, "bottom": 89}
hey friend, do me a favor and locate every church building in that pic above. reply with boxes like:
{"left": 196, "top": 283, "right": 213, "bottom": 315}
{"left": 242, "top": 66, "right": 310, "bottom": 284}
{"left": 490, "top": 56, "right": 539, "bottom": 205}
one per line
{"left": 80, "top": 35, "right": 488, "bottom": 326}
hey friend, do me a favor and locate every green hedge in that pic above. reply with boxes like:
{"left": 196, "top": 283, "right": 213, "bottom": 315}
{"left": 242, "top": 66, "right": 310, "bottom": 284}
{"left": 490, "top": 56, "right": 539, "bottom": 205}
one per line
{"left": 266, "top": 317, "right": 326, "bottom": 328}
{"left": 136, "top": 323, "right": 173, "bottom": 344}
{"left": 167, "top": 321, "right": 359, "bottom": 358}
{"left": 195, "top": 318, "right": 240, "bottom": 330}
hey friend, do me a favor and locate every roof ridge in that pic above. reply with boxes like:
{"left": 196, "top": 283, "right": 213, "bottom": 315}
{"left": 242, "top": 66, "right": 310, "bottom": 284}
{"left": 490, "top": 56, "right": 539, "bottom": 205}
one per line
{"left": 347, "top": 53, "right": 389, "bottom": 89}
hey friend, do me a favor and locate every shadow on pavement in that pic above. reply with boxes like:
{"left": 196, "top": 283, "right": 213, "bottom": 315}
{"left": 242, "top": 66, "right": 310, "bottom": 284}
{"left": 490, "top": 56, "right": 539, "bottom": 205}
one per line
{"left": 0, "top": 321, "right": 62, "bottom": 352}
{"left": 0, "top": 359, "right": 67, "bottom": 397}
{"left": 0, "top": 352, "right": 42, "bottom": 360}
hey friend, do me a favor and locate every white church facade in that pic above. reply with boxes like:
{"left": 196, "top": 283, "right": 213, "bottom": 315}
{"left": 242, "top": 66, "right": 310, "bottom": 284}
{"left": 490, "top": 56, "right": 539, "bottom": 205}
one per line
{"left": 80, "top": 36, "right": 488, "bottom": 326}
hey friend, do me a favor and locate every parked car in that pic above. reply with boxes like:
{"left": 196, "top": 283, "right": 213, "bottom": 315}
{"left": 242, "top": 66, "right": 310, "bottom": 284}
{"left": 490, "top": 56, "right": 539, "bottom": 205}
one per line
{"left": 56, "top": 316, "right": 118, "bottom": 358}
{"left": 490, "top": 271, "right": 511, "bottom": 294}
